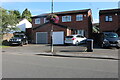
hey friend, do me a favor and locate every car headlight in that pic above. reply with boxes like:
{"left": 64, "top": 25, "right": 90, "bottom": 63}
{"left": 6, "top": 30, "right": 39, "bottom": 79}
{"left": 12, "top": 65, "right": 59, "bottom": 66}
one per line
{"left": 117, "top": 40, "right": 120, "bottom": 43}
{"left": 103, "top": 39, "right": 108, "bottom": 42}
{"left": 9, "top": 39, "right": 12, "bottom": 41}
{"left": 103, "top": 39, "right": 109, "bottom": 43}
{"left": 16, "top": 39, "right": 21, "bottom": 41}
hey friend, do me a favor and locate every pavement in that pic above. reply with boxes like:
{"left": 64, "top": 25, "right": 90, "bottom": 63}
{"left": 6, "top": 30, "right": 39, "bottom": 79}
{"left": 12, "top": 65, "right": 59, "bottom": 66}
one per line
{"left": 2, "top": 44, "right": 118, "bottom": 60}
{"left": 37, "top": 48, "right": 119, "bottom": 60}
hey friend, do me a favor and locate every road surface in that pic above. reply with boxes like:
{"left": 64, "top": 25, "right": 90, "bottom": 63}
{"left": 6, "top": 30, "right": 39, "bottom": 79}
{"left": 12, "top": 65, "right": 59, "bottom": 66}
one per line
{"left": 2, "top": 53, "right": 118, "bottom": 78}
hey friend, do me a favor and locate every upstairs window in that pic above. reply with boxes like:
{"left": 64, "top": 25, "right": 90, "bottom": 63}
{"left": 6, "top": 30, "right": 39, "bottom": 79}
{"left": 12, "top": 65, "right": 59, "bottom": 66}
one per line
{"left": 44, "top": 18, "right": 49, "bottom": 23}
{"left": 35, "top": 18, "right": 40, "bottom": 24}
{"left": 105, "top": 16, "right": 112, "bottom": 22}
{"left": 76, "top": 14, "right": 83, "bottom": 21}
{"left": 62, "top": 16, "right": 71, "bottom": 22}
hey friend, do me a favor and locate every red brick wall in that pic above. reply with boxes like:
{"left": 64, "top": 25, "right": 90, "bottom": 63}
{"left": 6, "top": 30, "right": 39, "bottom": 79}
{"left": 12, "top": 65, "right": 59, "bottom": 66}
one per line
{"left": 32, "top": 13, "right": 89, "bottom": 30}
{"left": 118, "top": 13, "right": 120, "bottom": 36}
{"left": 57, "top": 14, "right": 89, "bottom": 30}
{"left": 32, "top": 12, "right": 92, "bottom": 37}
{"left": 32, "top": 10, "right": 93, "bottom": 43}
{"left": 32, "top": 23, "right": 68, "bottom": 43}
{"left": 26, "top": 28, "right": 33, "bottom": 43}
{"left": 99, "top": 13, "right": 119, "bottom": 32}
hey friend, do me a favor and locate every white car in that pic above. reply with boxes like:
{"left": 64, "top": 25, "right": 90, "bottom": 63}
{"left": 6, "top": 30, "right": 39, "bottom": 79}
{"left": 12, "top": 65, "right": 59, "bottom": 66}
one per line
{"left": 65, "top": 34, "right": 87, "bottom": 45}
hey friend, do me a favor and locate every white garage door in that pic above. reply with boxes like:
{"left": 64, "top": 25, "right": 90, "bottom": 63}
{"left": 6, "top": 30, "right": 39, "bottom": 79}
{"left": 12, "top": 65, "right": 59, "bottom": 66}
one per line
{"left": 53, "top": 31, "right": 64, "bottom": 44}
{"left": 36, "top": 32, "right": 48, "bottom": 44}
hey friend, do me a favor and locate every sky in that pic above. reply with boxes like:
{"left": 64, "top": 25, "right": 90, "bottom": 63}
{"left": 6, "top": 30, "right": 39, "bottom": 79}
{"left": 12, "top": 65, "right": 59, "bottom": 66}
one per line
{"left": 1, "top": 2, "right": 119, "bottom": 23}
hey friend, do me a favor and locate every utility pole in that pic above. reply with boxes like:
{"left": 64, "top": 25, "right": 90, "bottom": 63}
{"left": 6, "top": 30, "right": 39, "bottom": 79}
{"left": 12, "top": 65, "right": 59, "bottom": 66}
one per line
{"left": 51, "top": 0, "right": 54, "bottom": 52}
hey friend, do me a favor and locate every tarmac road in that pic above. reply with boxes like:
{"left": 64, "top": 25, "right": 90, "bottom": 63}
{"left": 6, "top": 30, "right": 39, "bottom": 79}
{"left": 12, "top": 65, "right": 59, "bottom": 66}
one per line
{"left": 2, "top": 53, "right": 118, "bottom": 78}
{"left": 2, "top": 44, "right": 118, "bottom": 78}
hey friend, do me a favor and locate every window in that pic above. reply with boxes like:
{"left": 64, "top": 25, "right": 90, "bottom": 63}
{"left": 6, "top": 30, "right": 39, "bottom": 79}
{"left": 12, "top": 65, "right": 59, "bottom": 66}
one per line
{"left": 105, "top": 16, "right": 112, "bottom": 22}
{"left": 35, "top": 18, "right": 40, "bottom": 24}
{"left": 76, "top": 14, "right": 83, "bottom": 21}
{"left": 76, "top": 35, "right": 84, "bottom": 38}
{"left": 44, "top": 18, "right": 49, "bottom": 23}
{"left": 77, "top": 30, "right": 85, "bottom": 36}
{"left": 62, "top": 16, "right": 71, "bottom": 22}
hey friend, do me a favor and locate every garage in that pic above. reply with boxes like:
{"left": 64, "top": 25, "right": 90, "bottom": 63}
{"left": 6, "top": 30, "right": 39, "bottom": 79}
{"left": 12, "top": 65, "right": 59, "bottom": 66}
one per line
{"left": 33, "top": 22, "right": 71, "bottom": 44}
{"left": 36, "top": 32, "right": 48, "bottom": 44}
{"left": 53, "top": 31, "right": 64, "bottom": 44}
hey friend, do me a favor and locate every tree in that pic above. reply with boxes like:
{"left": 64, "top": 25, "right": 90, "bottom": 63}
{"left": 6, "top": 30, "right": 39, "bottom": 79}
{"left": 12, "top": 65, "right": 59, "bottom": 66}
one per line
{"left": 0, "top": 7, "right": 20, "bottom": 36}
{"left": 22, "top": 8, "right": 32, "bottom": 22}
{"left": 13, "top": 10, "right": 21, "bottom": 19}
{"left": 92, "top": 23, "right": 100, "bottom": 33}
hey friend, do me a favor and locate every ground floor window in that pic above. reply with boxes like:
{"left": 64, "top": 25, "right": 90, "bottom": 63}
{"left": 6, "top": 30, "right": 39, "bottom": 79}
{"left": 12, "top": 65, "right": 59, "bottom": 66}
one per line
{"left": 77, "top": 30, "right": 85, "bottom": 36}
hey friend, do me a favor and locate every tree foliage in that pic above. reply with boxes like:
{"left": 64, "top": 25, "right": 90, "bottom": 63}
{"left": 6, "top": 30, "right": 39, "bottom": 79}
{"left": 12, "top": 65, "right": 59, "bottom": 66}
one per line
{"left": 92, "top": 23, "right": 100, "bottom": 33}
{"left": 22, "top": 8, "right": 32, "bottom": 22}
{"left": 13, "top": 10, "right": 21, "bottom": 19}
{"left": 0, "top": 7, "right": 20, "bottom": 35}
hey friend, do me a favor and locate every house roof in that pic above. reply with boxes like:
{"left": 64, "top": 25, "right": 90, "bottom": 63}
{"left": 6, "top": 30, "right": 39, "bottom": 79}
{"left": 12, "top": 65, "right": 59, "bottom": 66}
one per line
{"left": 99, "top": 8, "right": 120, "bottom": 14}
{"left": 32, "top": 9, "right": 91, "bottom": 18}
{"left": 32, "top": 22, "right": 77, "bottom": 30}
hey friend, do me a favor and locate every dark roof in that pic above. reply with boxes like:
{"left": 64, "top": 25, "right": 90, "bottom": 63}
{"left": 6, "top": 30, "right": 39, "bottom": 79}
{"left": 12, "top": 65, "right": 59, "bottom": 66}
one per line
{"left": 32, "top": 9, "right": 91, "bottom": 18}
{"left": 33, "top": 22, "right": 77, "bottom": 30}
{"left": 99, "top": 8, "right": 120, "bottom": 14}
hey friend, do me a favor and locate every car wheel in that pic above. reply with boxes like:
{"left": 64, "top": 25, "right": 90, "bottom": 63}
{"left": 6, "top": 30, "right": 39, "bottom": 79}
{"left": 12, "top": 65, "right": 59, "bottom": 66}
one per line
{"left": 101, "top": 43, "right": 104, "bottom": 48}
{"left": 64, "top": 43, "right": 68, "bottom": 46}
{"left": 25, "top": 40, "right": 28, "bottom": 45}
{"left": 116, "top": 43, "right": 120, "bottom": 49}
{"left": 20, "top": 42, "right": 23, "bottom": 46}
{"left": 75, "top": 41, "right": 79, "bottom": 46}
{"left": 101, "top": 43, "right": 107, "bottom": 48}
{"left": 8, "top": 43, "right": 12, "bottom": 46}
{"left": 116, "top": 47, "right": 120, "bottom": 49}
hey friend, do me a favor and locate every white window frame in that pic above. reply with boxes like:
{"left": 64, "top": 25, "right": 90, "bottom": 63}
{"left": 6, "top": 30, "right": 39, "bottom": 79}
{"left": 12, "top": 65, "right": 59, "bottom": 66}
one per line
{"left": 62, "top": 16, "right": 71, "bottom": 22}
{"left": 76, "top": 14, "right": 83, "bottom": 21}
{"left": 105, "top": 16, "right": 112, "bottom": 22}
{"left": 35, "top": 18, "right": 40, "bottom": 24}
{"left": 44, "top": 18, "right": 49, "bottom": 23}
{"left": 109, "top": 16, "right": 112, "bottom": 21}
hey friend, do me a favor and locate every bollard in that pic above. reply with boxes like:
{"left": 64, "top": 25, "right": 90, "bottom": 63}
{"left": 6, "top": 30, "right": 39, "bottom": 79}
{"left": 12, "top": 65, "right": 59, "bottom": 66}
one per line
{"left": 87, "top": 39, "right": 93, "bottom": 52}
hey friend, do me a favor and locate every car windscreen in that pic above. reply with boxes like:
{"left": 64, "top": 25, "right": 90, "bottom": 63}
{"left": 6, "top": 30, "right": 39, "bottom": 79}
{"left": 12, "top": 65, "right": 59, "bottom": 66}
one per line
{"left": 14, "top": 35, "right": 24, "bottom": 38}
{"left": 104, "top": 33, "right": 118, "bottom": 38}
{"left": 66, "top": 36, "right": 73, "bottom": 38}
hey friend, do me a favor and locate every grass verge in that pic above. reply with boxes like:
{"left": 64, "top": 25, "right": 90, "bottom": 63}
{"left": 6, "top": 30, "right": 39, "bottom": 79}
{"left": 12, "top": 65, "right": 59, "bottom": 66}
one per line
{"left": 0, "top": 45, "right": 10, "bottom": 48}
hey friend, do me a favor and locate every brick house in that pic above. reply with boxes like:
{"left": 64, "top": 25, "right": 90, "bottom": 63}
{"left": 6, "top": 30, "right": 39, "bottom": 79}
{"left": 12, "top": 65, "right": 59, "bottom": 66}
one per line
{"left": 99, "top": 8, "right": 120, "bottom": 36}
{"left": 32, "top": 9, "right": 92, "bottom": 44}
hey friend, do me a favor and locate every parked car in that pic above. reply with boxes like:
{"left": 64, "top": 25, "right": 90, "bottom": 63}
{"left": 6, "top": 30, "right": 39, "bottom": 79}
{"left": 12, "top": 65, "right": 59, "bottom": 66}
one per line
{"left": 101, "top": 32, "right": 120, "bottom": 48}
{"left": 65, "top": 34, "right": 87, "bottom": 45}
{"left": 9, "top": 32, "right": 28, "bottom": 46}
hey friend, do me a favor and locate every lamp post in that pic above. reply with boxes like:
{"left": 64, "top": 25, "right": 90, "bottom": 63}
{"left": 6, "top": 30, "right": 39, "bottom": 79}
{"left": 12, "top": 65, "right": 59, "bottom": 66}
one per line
{"left": 51, "top": 0, "right": 54, "bottom": 52}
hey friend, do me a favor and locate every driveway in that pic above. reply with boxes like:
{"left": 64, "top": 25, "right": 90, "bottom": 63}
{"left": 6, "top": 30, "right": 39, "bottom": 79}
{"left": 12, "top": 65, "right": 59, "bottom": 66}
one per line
{"left": 2, "top": 44, "right": 86, "bottom": 54}
{"left": 2, "top": 44, "right": 119, "bottom": 60}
